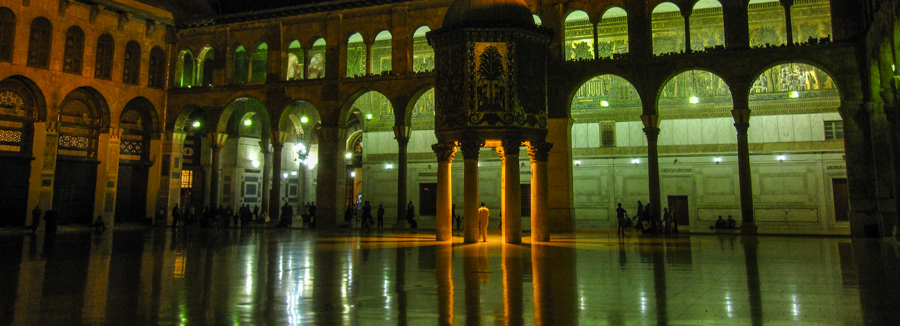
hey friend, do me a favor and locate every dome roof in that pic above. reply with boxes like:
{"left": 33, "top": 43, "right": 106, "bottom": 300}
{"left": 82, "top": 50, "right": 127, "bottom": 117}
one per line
{"left": 442, "top": 0, "right": 535, "bottom": 29}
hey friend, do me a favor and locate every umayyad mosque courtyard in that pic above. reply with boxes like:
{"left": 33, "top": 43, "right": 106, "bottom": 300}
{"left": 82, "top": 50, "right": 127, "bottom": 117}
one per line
{"left": 1, "top": 227, "right": 897, "bottom": 326}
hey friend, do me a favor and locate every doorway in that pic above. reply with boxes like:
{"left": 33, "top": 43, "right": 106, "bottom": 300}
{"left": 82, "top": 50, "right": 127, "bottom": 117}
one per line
{"left": 53, "top": 160, "right": 98, "bottom": 224}
{"left": 115, "top": 163, "right": 149, "bottom": 223}
{"left": 0, "top": 157, "right": 31, "bottom": 226}
{"left": 419, "top": 183, "right": 437, "bottom": 216}
{"left": 668, "top": 195, "right": 689, "bottom": 226}
{"left": 832, "top": 178, "right": 849, "bottom": 222}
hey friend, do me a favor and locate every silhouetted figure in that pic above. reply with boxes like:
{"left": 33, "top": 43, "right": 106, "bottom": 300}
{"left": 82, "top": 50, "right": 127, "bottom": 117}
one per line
{"left": 31, "top": 205, "right": 41, "bottom": 234}
{"left": 406, "top": 201, "right": 417, "bottom": 229}
{"left": 171, "top": 204, "right": 181, "bottom": 227}
{"left": 478, "top": 202, "right": 490, "bottom": 242}
{"left": 344, "top": 204, "right": 355, "bottom": 225}
{"left": 727, "top": 215, "right": 738, "bottom": 229}
{"left": 663, "top": 207, "right": 672, "bottom": 235}
{"left": 93, "top": 215, "right": 106, "bottom": 231}
{"left": 377, "top": 204, "right": 385, "bottom": 228}
{"left": 615, "top": 203, "right": 626, "bottom": 236}
{"left": 713, "top": 216, "right": 727, "bottom": 229}
{"left": 277, "top": 201, "right": 294, "bottom": 228}
{"left": 44, "top": 210, "right": 57, "bottom": 234}
{"left": 309, "top": 202, "right": 317, "bottom": 228}
{"left": 253, "top": 205, "right": 260, "bottom": 221}
{"left": 361, "top": 201, "right": 372, "bottom": 232}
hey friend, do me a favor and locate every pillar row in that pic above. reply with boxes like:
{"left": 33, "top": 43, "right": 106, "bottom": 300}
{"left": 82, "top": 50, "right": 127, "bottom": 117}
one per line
{"left": 432, "top": 142, "right": 456, "bottom": 241}
{"left": 528, "top": 141, "right": 553, "bottom": 242}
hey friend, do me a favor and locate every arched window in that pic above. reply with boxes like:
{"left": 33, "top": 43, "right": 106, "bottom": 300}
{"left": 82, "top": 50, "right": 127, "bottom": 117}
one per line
{"left": 372, "top": 31, "right": 392, "bottom": 75}
{"left": 63, "top": 26, "right": 85, "bottom": 74}
{"left": 148, "top": 46, "right": 166, "bottom": 89}
{"left": 250, "top": 43, "right": 267, "bottom": 83}
{"left": 123, "top": 41, "right": 141, "bottom": 85}
{"left": 198, "top": 47, "right": 214, "bottom": 86}
{"left": 597, "top": 7, "right": 628, "bottom": 59}
{"left": 177, "top": 50, "right": 194, "bottom": 87}
{"left": 532, "top": 14, "right": 542, "bottom": 26}
{"left": 412, "top": 26, "right": 433, "bottom": 73}
{"left": 790, "top": 0, "right": 832, "bottom": 44}
{"left": 0, "top": 8, "right": 16, "bottom": 62}
{"left": 748, "top": 0, "right": 786, "bottom": 47}
{"left": 651, "top": 3, "right": 685, "bottom": 56}
{"left": 27, "top": 17, "right": 52, "bottom": 68}
{"left": 287, "top": 41, "right": 303, "bottom": 80}
{"left": 232, "top": 45, "right": 248, "bottom": 84}
{"left": 308, "top": 38, "right": 326, "bottom": 79}
{"left": 95, "top": 34, "right": 114, "bottom": 79}
{"left": 564, "top": 10, "right": 593, "bottom": 61}
{"left": 690, "top": 0, "right": 724, "bottom": 51}
{"left": 347, "top": 33, "right": 365, "bottom": 77}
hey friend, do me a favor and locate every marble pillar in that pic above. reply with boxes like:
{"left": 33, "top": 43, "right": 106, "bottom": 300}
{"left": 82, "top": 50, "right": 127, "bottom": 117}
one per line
{"left": 641, "top": 114, "right": 662, "bottom": 222}
{"left": 260, "top": 138, "right": 272, "bottom": 217}
{"left": 732, "top": 108, "right": 757, "bottom": 233}
{"left": 207, "top": 132, "right": 228, "bottom": 208}
{"left": 495, "top": 146, "right": 507, "bottom": 240}
{"left": 502, "top": 138, "right": 522, "bottom": 244}
{"left": 432, "top": 142, "right": 456, "bottom": 240}
{"left": 528, "top": 141, "right": 552, "bottom": 242}
{"left": 461, "top": 139, "right": 483, "bottom": 243}
{"left": 396, "top": 133, "right": 409, "bottom": 227}
{"left": 269, "top": 135, "right": 285, "bottom": 221}
{"left": 315, "top": 125, "right": 344, "bottom": 229}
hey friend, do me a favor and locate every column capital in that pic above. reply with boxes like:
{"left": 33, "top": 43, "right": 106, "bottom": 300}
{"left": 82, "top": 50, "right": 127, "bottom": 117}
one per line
{"left": 640, "top": 114, "right": 660, "bottom": 129}
{"left": 270, "top": 131, "right": 290, "bottom": 145}
{"left": 432, "top": 142, "right": 457, "bottom": 163}
{"left": 495, "top": 146, "right": 506, "bottom": 163}
{"left": 207, "top": 132, "right": 228, "bottom": 148}
{"left": 107, "top": 127, "right": 123, "bottom": 140}
{"left": 527, "top": 141, "right": 553, "bottom": 162}
{"left": 459, "top": 138, "right": 484, "bottom": 160}
{"left": 501, "top": 137, "right": 522, "bottom": 155}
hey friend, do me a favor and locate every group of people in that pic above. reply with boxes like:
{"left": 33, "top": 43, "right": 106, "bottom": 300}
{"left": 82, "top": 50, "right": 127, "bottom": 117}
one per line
{"left": 616, "top": 201, "right": 679, "bottom": 236}
{"left": 712, "top": 215, "right": 739, "bottom": 230}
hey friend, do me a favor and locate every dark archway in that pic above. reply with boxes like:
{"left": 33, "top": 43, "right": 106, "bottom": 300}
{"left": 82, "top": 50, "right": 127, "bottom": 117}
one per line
{"left": 115, "top": 97, "right": 155, "bottom": 223}
{"left": 0, "top": 76, "right": 46, "bottom": 226}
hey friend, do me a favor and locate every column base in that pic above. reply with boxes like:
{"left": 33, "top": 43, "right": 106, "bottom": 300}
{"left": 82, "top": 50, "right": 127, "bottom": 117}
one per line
{"left": 740, "top": 223, "right": 758, "bottom": 235}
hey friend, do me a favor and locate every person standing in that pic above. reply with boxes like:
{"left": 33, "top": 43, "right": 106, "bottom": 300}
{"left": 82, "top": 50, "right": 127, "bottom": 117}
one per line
{"left": 377, "top": 204, "right": 385, "bottom": 228}
{"left": 406, "top": 201, "right": 417, "bottom": 228}
{"left": 361, "top": 201, "right": 373, "bottom": 232}
{"left": 253, "top": 204, "right": 260, "bottom": 222}
{"left": 615, "top": 203, "right": 626, "bottom": 236}
{"left": 31, "top": 205, "right": 42, "bottom": 234}
{"left": 171, "top": 204, "right": 181, "bottom": 227}
{"left": 477, "top": 202, "right": 490, "bottom": 242}
{"left": 309, "top": 202, "right": 317, "bottom": 228}
{"left": 663, "top": 207, "right": 672, "bottom": 235}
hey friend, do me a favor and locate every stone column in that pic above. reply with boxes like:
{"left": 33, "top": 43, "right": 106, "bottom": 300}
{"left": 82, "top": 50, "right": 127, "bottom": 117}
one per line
{"left": 207, "top": 132, "right": 227, "bottom": 207}
{"left": 495, "top": 146, "right": 507, "bottom": 240}
{"left": 732, "top": 108, "right": 757, "bottom": 233}
{"left": 432, "top": 141, "right": 456, "bottom": 240}
{"left": 502, "top": 138, "right": 522, "bottom": 244}
{"left": 641, "top": 114, "right": 662, "bottom": 222}
{"left": 259, "top": 138, "right": 272, "bottom": 217}
{"left": 394, "top": 126, "right": 410, "bottom": 227}
{"left": 783, "top": 1, "right": 794, "bottom": 45}
{"left": 841, "top": 102, "right": 881, "bottom": 237}
{"left": 27, "top": 121, "right": 59, "bottom": 223}
{"left": 461, "top": 139, "right": 483, "bottom": 243}
{"left": 269, "top": 132, "right": 286, "bottom": 221}
{"left": 528, "top": 141, "right": 553, "bottom": 242}
{"left": 98, "top": 127, "right": 122, "bottom": 228}
{"left": 315, "top": 125, "right": 344, "bottom": 228}
{"left": 682, "top": 10, "right": 692, "bottom": 53}
{"left": 365, "top": 41, "right": 373, "bottom": 75}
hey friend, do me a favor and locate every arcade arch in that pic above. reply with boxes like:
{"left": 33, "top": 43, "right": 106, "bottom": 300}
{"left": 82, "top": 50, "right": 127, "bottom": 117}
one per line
{"left": 690, "top": 0, "right": 725, "bottom": 51}
{"left": 198, "top": 46, "right": 214, "bottom": 86}
{"left": 308, "top": 38, "right": 326, "bottom": 79}
{"left": 0, "top": 76, "right": 45, "bottom": 226}
{"left": 115, "top": 97, "right": 155, "bottom": 223}
{"left": 347, "top": 33, "right": 366, "bottom": 77}
{"left": 597, "top": 7, "right": 628, "bottom": 59}
{"left": 651, "top": 2, "right": 685, "bottom": 56}
{"left": 412, "top": 26, "right": 434, "bottom": 73}
{"left": 372, "top": 31, "right": 392, "bottom": 74}
{"left": 287, "top": 40, "right": 304, "bottom": 80}
{"left": 564, "top": 10, "right": 592, "bottom": 61}
{"left": 218, "top": 97, "right": 272, "bottom": 210}
{"left": 250, "top": 43, "right": 268, "bottom": 83}
{"left": 279, "top": 100, "right": 321, "bottom": 209}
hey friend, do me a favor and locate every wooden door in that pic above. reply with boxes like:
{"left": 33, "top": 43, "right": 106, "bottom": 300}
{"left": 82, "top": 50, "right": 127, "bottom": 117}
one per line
{"left": 668, "top": 195, "right": 689, "bottom": 226}
{"left": 53, "top": 160, "right": 97, "bottom": 224}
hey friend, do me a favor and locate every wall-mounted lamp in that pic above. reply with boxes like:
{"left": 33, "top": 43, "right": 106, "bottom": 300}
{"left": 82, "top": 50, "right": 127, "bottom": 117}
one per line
{"left": 777, "top": 155, "right": 786, "bottom": 162}
{"left": 191, "top": 121, "right": 201, "bottom": 128}
{"left": 714, "top": 157, "right": 722, "bottom": 164}
{"left": 574, "top": 160, "right": 581, "bottom": 167}
{"left": 345, "top": 152, "right": 352, "bottom": 159}
{"left": 385, "top": 163, "right": 393, "bottom": 169}
{"left": 291, "top": 171, "right": 298, "bottom": 176}
{"left": 350, "top": 171, "right": 356, "bottom": 178}
{"left": 282, "top": 173, "right": 288, "bottom": 179}
{"left": 365, "top": 113, "right": 373, "bottom": 121}
{"left": 689, "top": 96, "right": 700, "bottom": 104}
{"left": 789, "top": 91, "right": 800, "bottom": 99}
{"left": 251, "top": 160, "right": 260, "bottom": 168}
{"left": 600, "top": 100, "right": 610, "bottom": 107}
{"left": 632, "top": 158, "right": 640, "bottom": 165}
{"left": 243, "top": 119, "right": 252, "bottom": 126}
{"left": 300, "top": 116, "right": 309, "bottom": 124}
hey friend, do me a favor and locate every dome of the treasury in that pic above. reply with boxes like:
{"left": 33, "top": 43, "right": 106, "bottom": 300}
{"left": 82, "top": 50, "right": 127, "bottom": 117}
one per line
{"left": 442, "top": 0, "right": 535, "bottom": 29}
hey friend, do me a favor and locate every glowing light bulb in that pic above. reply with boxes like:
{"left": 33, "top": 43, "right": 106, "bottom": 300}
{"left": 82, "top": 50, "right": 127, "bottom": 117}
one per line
{"left": 192, "top": 121, "right": 201, "bottom": 128}
{"left": 350, "top": 171, "right": 356, "bottom": 178}
{"left": 300, "top": 116, "right": 309, "bottom": 123}
{"left": 251, "top": 160, "right": 260, "bottom": 168}
{"left": 714, "top": 157, "right": 722, "bottom": 163}
{"left": 789, "top": 91, "right": 800, "bottom": 98}
{"left": 365, "top": 113, "right": 373, "bottom": 120}
{"left": 777, "top": 155, "right": 786, "bottom": 161}
{"left": 689, "top": 96, "right": 700, "bottom": 104}
{"left": 345, "top": 153, "right": 352, "bottom": 159}
{"left": 243, "top": 119, "right": 252, "bottom": 126}
{"left": 600, "top": 100, "right": 610, "bottom": 107}
{"left": 385, "top": 163, "right": 393, "bottom": 169}
{"left": 632, "top": 158, "right": 640, "bottom": 165}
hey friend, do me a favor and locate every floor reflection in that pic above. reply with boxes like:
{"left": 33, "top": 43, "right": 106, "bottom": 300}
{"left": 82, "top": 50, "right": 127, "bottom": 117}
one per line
{"left": 0, "top": 229, "right": 896, "bottom": 325}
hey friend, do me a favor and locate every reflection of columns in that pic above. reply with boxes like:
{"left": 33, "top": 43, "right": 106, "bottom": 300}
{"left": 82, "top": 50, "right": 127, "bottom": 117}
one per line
{"left": 732, "top": 108, "right": 757, "bottom": 233}
{"left": 652, "top": 242, "right": 668, "bottom": 326}
{"left": 502, "top": 244, "right": 523, "bottom": 325}
{"left": 641, "top": 115, "right": 661, "bottom": 221}
{"left": 501, "top": 138, "right": 522, "bottom": 244}
{"left": 528, "top": 141, "right": 552, "bottom": 242}
{"left": 461, "top": 139, "right": 483, "bottom": 243}
{"left": 463, "top": 244, "right": 482, "bottom": 326}
{"left": 12, "top": 238, "right": 45, "bottom": 325}
{"left": 81, "top": 235, "right": 112, "bottom": 324}
{"left": 741, "top": 236, "right": 763, "bottom": 326}
{"left": 532, "top": 243, "right": 577, "bottom": 325}
{"left": 436, "top": 243, "right": 453, "bottom": 326}
{"left": 394, "top": 126, "right": 410, "bottom": 227}
{"left": 432, "top": 141, "right": 456, "bottom": 240}
{"left": 495, "top": 147, "right": 507, "bottom": 240}
{"left": 207, "top": 132, "right": 227, "bottom": 207}
{"left": 269, "top": 132, "right": 287, "bottom": 221}
{"left": 259, "top": 138, "right": 272, "bottom": 216}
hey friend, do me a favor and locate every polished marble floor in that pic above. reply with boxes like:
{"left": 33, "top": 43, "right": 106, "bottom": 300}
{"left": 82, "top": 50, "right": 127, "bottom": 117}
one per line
{"left": 0, "top": 227, "right": 897, "bottom": 325}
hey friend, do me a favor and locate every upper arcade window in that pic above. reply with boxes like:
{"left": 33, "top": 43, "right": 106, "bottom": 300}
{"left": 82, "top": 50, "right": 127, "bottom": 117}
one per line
{"left": 347, "top": 33, "right": 365, "bottom": 77}
{"left": 412, "top": 26, "right": 433, "bottom": 73}
{"left": 198, "top": 47, "right": 214, "bottom": 86}
{"left": 371, "top": 31, "right": 392, "bottom": 75}
{"left": 250, "top": 43, "right": 267, "bottom": 83}
{"left": 597, "top": 7, "right": 628, "bottom": 59}
{"left": 0, "top": 8, "right": 16, "bottom": 62}
{"left": 232, "top": 45, "right": 248, "bottom": 84}
{"left": 63, "top": 26, "right": 85, "bottom": 75}
{"left": 652, "top": 2, "right": 685, "bottom": 56}
{"left": 690, "top": 0, "right": 724, "bottom": 52}
{"left": 123, "top": 41, "right": 141, "bottom": 85}
{"left": 308, "top": 38, "right": 326, "bottom": 79}
{"left": 95, "top": 34, "right": 114, "bottom": 80}
{"left": 177, "top": 50, "right": 195, "bottom": 88}
{"left": 748, "top": 0, "right": 787, "bottom": 47}
{"left": 27, "top": 17, "right": 52, "bottom": 69}
{"left": 532, "top": 14, "right": 542, "bottom": 26}
{"left": 148, "top": 47, "right": 166, "bottom": 89}
{"left": 791, "top": 0, "right": 832, "bottom": 44}
{"left": 564, "top": 10, "right": 593, "bottom": 61}
{"left": 287, "top": 41, "right": 304, "bottom": 80}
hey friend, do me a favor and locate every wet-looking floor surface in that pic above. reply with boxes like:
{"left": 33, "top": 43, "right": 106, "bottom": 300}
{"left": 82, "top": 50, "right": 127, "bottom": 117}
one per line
{"left": 1, "top": 228, "right": 898, "bottom": 325}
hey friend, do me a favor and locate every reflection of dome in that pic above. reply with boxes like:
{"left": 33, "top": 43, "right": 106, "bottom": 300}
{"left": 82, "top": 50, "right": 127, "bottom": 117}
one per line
{"left": 442, "top": 0, "right": 534, "bottom": 29}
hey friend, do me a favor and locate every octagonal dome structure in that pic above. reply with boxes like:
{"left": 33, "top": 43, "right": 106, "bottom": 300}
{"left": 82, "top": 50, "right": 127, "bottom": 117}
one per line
{"left": 442, "top": 0, "right": 535, "bottom": 29}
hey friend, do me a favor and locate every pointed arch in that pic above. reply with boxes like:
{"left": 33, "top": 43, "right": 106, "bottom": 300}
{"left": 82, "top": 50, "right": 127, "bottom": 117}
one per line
{"left": 198, "top": 46, "right": 214, "bottom": 86}
{"left": 177, "top": 50, "right": 195, "bottom": 88}
{"left": 219, "top": 97, "right": 271, "bottom": 139}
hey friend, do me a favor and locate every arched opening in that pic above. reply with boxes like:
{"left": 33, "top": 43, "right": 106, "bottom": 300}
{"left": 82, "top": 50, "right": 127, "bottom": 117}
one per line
{"left": 569, "top": 74, "right": 642, "bottom": 228}
{"left": 652, "top": 2, "right": 685, "bottom": 56}
{"left": 790, "top": 0, "right": 833, "bottom": 44}
{"left": 177, "top": 50, "right": 195, "bottom": 88}
{"left": 63, "top": 25, "right": 85, "bottom": 74}
{"left": 232, "top": 45, "right": 248, "bottom": 84}
{"left": 178, "top": 109, "right": 208, "bottom": 216}
{"left": 116, "top": 98, "right": 155, "bottom": 223}
{"left": 250, "top": 43, "right": 268, "bottom": 83}
{"left": 532, "top": 14, "right": 542, "bottom": 26}
{"left": 748, "top": 0, "right": 787, "bottom": 47}
{"left": 95, "top": 34, "right": 114, "bottom": 79}
{"left": 0, "top": 7, "right": 15, "bottom": 62}
{"left": 279, "top": 100, "right": 322, "bottom": 212}
{"left": 198, "top": 46, "right": 214, "bottom": 86}
{"left": 0, "top": 76, "right": 45, "bottom": 226}
{"left": 149, "top": 47, "right": 166, "bottom": 89}
{"left": 597, "top": 7, "right": 628, "bottom": 59}
{"left": 308, "top": 38, "right": 326, "bottom": 79}
{"left": 27, "top": 17, "right": 51, "bottom": 69}
{"left": 564, "top": 10, "right": 593, "bottom": 61}
{"left": 372, "top": 31, "right": 392, "bottom": 75}
{"left": 348, "top": 91, "right": 395, "bottom": 217}
{"left": 690, "top": 0, "right": 725, "bottom": 51}
{"left": 287, "top": 40, "right": 304, "bottom": 80}
{"left": 123, "top": 41, "right": 141, "bottom": 85}
{"left": 220, "top": 98, "right": 272, "bottom": 211}
{"left": 347, "top": 33, "right": 366, "bottom": 77}
{"left": 412, "top": 26, "right": 434, "bottom": 73}
{"left": 54, "top": 87, "right": 109, "bottom": 225}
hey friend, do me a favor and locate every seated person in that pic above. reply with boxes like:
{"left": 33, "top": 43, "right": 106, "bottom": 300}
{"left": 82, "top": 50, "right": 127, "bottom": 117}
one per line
{"left": 726, "top": 215, "right": 738, "bottom": 229}
{"left": 712, "top": 216, "right": 727, "bottom": 229}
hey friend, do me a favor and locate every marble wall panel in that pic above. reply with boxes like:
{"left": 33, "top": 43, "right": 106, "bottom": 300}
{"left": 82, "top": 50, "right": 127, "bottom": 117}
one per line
{"left": 755, "top": 208, "right": 818, "bottom": 222}
{"left": 587, "top": 123, "right": 601, "bottom": 148}
{"left": 672, "top": 119, "right": 687, "bottom": 145}
{"left": 616, "top": 121, "right": 631, "bottom": 147}
{"left": 409, "top": 130, "right": 437, "bottom": 153}
{"left": 572, "top": 123, "right": 588, "bottom": 148}
{"left": 778, "top": 115, "right": 795, "bottom": 142}
{"left": 628, "top": 121, "right": 645, "bottom": 147}
{"left": 794, "top": 114, "right": 812, "bottom": 142}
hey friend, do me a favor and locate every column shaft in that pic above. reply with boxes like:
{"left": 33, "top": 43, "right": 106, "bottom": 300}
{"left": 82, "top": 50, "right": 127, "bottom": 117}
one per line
{"left": 260, "top": 140, "right": 272, "bottom": 216}
{"left": 210, "top": 147, "right": 222, "bottom": 207}
{"left": 432, "top": 142, "right": 456, "bottom": 240}
{"left": 529, "top": 142, "right": 552, "bottom": 242}
{"left": 270, "top": 141, "right": 284, "bottom": 221}
{"left": 496, "top": 147, "right": 507, "bottom": 240}
{"left": 397, "top": 138, "right": 409, "bottom": 226}
{"left": 646, "top": 130, "right": 662, "bottom": 222}
{"left": 315, "top": 126, "right": 344, "bottom": 229}
{"left": 734, "top": 110, "right": 756, "bottom": 233}
{"left": 502, "top": 139, "right": 521, "bottom": 244}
